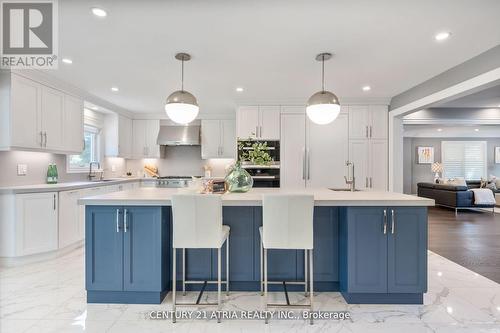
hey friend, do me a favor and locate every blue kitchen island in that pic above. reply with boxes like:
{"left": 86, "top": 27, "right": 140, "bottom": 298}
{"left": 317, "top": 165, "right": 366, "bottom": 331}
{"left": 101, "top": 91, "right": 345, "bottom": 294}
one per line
{"left": 79, "top": 188, "right": 433, "bottom": 305}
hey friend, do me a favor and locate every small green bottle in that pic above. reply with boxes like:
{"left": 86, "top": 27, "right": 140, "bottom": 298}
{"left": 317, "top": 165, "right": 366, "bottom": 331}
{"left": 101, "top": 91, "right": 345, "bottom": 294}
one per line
{"left": 53, "top": 164, "right": 58, "bottom": 183}
{"left": 47, "top": 164, "right": 57, "bottom": 184}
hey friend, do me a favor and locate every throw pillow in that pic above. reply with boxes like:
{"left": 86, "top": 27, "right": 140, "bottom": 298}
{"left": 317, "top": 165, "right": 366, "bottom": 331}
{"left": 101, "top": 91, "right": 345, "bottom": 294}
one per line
{"left": 486, "top": 182, "right": 497, "bottom": 191}
{"left": 480, "top": 178, "right": 488, "bottom": 188}
{"left": 452, "top": 177, "right": 467, "bottom": 186}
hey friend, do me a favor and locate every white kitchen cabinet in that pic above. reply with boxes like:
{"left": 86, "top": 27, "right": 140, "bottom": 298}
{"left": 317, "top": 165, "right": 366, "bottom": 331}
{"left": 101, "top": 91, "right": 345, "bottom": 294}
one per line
{"left": 9, "top": 74, "right": 40, "bottom": 149}
{"left": 370, "top": 139, "right": 388, "bottom": 190}
{"left": 348, "top": 105, "right": 388, "bottom": 190}
{"left": 0, "top": 73, "right": 84, "bottom": 154}
{"left": 281, "top": 110, "right": 348, "bottom": 189}
{"left": 369, "top": 105, "right": 388, "bottom": 139}
{"left": 280, "top": 113, "right": 306, "bottom": 188}
{"left": 15, "top": 192, "right": 58, "bottom": 256}
{"left": 58, "top": 189, "right": 82, "bottom": 248}
{"left": 63, "top": 95, "right": 84, "bottom": 153}
{"left": 349, "top": 105, "right": 388, "bottom": 140}
{"left": 119, "top": 115, "right": 133, "bottom": 158}
{"left": 105, "top": 114, "right": 133, "bottom": 158}
{"left": 132, "top": 119, "right": 160, "bottom": 158}
{"left": 236, "top": 106, "right": 259, "bottom": 139}
{"left": 201, "top": 119, "right": 236, "bottom": 159}
{"left": 349, "top": 139, "right": 370, "bottom": 189}
{"left": 41, "top": 86, "right": 65, "bottom": 151}
{"left": 236, "top": 106, "right": 280, "bottom": 140}
{"left": 306, "top": 114, "right": 349, "bottom": 188}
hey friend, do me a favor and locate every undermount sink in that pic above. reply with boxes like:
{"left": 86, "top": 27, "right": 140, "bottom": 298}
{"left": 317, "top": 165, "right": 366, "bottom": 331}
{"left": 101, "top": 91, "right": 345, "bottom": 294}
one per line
{"left": 329, "top": 188, "right": 362, "bottom": 192}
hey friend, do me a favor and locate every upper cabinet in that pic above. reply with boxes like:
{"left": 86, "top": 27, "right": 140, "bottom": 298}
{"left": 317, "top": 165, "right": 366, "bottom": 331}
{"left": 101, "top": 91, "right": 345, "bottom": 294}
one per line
{"left": 104, "top": 113, "right": 133, "bottom": 159}
{"left": 236, "top": 106, "right": 280, "bottom": 140}
{"left": 64, "top": 95, "right": 84, "bottom": 153}
{"left": 349, "top": 105, "right": 388, "bottom": 140}
{"left": 201, "top": 119, "right": 236, "bottom": 159}
{"left": 132, "top": 120, "right": 160, "bottom": 159}
{"left": 0, "top": 72, "right": 84, "bottom": 154}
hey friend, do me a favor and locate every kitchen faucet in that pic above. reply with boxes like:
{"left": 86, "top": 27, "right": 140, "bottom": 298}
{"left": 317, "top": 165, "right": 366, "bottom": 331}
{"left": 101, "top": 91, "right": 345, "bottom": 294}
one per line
{"left": 344, "top": 161, "right": 355, "bottom": 192}
{"left": 88, "top": 162, "right": 102, "bottom": 181}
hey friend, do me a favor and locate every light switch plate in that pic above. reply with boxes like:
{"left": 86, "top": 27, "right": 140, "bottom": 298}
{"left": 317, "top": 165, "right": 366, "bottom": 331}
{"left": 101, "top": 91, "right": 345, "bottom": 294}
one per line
{"left": 17, "top": 164, "right": 27, "bottom": 176}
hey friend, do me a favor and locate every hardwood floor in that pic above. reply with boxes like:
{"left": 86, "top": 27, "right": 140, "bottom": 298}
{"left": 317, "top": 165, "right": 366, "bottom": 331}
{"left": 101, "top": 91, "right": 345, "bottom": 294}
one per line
{"left": 428, "top": 206, "right": 500, "bottom": 283}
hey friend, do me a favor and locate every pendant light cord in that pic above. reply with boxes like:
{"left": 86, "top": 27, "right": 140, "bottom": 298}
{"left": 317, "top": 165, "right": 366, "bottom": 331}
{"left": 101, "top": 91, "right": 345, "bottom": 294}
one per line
{"left": 181, "top": 58, "right": 184, "bottom": 91}
{"left": 321, "top": 54, "right": 325, "bottom": 92}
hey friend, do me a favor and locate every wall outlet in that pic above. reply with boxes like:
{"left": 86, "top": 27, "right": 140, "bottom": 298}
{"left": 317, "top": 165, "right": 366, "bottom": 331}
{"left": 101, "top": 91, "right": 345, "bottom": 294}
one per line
{"left": 17, "top": 164, "right": 28, "bottom": 176}
{"left": 111, "top": 165, "right": 116, "bottom": 172}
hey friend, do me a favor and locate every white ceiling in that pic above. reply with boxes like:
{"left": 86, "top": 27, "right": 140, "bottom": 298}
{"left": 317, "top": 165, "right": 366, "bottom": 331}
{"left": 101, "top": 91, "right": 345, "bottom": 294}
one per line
{"left": 45, "top": 0, "right": 500, "bottom": 115}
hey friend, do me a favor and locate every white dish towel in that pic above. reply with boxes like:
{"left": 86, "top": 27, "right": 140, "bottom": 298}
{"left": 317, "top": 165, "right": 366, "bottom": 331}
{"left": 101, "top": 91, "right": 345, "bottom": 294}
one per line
{"left": 469, "top": 188, "right": 496, "bottom": 205}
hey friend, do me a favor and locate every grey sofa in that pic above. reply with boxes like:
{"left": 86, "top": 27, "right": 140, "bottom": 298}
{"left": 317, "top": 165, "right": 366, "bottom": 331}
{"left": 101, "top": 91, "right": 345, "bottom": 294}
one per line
{"left": 417, "top": 181, "right": 497, "bottom": 214}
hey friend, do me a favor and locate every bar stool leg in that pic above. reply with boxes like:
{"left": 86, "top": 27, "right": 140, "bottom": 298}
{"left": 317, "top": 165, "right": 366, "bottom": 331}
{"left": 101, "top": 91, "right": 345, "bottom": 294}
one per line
{"left": 182, "top": 248, "right": 186, "bottom": 296}
{"left": 226, "top": 236, "right": 230, "bottom": 296}
{"left": 264, "top": 248, "right": 268, "bottom": 324}
{"left": 309, "top": 249, "right": 314, "bottom": 325}
{"left": 217, "top": 247, "right": 222, "bottom": 323}
{"left": 304, "top": 249, "right": 308, "bottom": 297}
{"left": 260, "top": 237, "right": 263, "bottom": 296}
{"left": 172, "top": 248, "right": 177, "bottom": 323}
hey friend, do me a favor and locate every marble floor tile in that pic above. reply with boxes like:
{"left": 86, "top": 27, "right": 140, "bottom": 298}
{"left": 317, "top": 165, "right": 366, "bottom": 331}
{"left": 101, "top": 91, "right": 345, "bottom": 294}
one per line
{"left": 1, "top": 246, "right": 500, "bottom": 332}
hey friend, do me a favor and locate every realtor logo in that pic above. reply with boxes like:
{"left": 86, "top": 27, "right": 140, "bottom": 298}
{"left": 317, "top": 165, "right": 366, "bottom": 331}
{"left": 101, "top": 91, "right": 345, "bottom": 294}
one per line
{"left": 1, "top": 0, "right": 58, "bottom": 68}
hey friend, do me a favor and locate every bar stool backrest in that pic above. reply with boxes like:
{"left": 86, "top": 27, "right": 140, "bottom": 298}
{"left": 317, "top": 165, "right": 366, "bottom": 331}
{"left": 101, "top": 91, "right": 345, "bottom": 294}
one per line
{"left": 262, "top": 194, "right": 314, "bottom": 249}
{"left": 171, "top": 194, "right": 223, "bottom": 248}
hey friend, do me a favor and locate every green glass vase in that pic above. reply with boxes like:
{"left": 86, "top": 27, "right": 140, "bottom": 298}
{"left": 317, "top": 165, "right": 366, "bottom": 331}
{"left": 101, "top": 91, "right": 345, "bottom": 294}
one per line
{"left": 225, "top": 161, "right": 253, "bottom": 193}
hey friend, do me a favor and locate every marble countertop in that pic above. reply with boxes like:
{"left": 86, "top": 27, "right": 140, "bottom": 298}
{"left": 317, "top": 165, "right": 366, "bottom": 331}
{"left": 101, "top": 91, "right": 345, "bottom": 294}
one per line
{"left": 78, "top": 187, "right": 435, "bottom": 207}
{"left": 0, "top": 177, "right": 143, "bottom": 194}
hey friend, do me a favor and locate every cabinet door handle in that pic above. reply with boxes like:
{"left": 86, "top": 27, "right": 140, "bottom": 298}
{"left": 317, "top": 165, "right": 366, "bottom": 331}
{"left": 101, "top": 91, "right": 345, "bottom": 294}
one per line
{"left": 53, "top": 194, "right": 56, "bottom": 210}
{"left": 116, "top": 209, "right": 121, "bottom": 233}
{"left": 391, "top": 209, "right": 395, "bottom": 234}
{"left": 124, "top": 209, "right": 128, "bottom": 232}
{"left": 44, "top": 132, "right": 47, "bottom": 147}
{"left": 259, "top": 126, "right": 262, "bottom": 138}
{"left": 383, "top": 209, "right": 387, "bottom": 235}
{"left": 220, "top": 146, "right": 223, "bottom": 156}
{"left": 365, "top": 177, "right": 368, "bottom": 188}
{"left": 370, "top": 177, "right": 372, "bottom": 188}
{"left": 40, "top": 131, "right": 44, "bottom": 147}
{"left": 365, "top": 126, "right": 368, "bottom": 138}
{"left": 369, "top": 126, "right": 372, "bottom": 138}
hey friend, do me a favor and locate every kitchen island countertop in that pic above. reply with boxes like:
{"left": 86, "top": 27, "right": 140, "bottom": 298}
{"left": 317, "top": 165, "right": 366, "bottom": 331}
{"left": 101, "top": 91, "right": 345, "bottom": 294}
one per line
{"left": 78, "top": 187, "right": 434, "bottom": 207}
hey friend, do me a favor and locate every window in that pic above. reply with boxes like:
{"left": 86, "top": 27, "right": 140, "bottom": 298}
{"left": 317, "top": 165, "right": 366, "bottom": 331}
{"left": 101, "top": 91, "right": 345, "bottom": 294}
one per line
{"left": 441, "top": 141, "right": 487, "bottom": 180}
{"left": 67, "top": 125, "right": 101, "bottom": 172}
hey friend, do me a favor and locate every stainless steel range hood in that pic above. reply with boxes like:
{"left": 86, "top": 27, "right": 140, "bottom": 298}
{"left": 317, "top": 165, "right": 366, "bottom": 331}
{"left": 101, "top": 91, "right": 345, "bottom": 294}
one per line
{"left": 157, "top": 125, "right": 200, "bottom": 146}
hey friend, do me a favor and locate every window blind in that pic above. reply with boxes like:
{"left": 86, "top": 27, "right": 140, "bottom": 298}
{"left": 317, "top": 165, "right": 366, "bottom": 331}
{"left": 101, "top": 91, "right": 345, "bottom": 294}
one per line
{"left": 441, "top": 141, "right": 487, "bottom": 180}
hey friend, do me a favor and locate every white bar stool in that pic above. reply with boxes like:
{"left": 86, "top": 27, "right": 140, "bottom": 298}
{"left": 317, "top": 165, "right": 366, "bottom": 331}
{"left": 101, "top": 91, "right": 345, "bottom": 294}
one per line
{"left": 171, "top": 194, "right": 230, "bottom": 323}
{"left": 260, "top": 194, "right": 314, "bottom": 324}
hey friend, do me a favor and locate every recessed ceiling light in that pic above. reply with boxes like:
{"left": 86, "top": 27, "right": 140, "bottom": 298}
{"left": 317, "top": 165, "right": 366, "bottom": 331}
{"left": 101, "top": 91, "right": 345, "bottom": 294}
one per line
{"left": 62, "top": 58, "right": 72, "bottom": 64}
{"left": 362, "top": 86, "right": 371, "bottom": 92}
{"left": 91, "top": 7, "right": 107, "bottom": 17}
{"left": 435, "top": 31, "right": 451, "bottom": 41}
{"left": 111, "top": 87, "right": 119, "bottom": 92}
{"left": 474, "top": 128, "right": 479, "bottom": 132}
{"left": 437, "top": 128, "right": 443, "bottom": 132}
{"left": 236, "top": 87, "right": 244, "bottom": 92}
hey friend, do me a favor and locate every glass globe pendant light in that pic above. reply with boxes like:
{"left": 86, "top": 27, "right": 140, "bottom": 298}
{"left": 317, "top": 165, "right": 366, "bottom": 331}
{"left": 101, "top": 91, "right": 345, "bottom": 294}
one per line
{"left": 306, "top": 53, "right": 341, "bottom": 125}
{"left": 164, "top": 53, "right": 199, "bottom": 124}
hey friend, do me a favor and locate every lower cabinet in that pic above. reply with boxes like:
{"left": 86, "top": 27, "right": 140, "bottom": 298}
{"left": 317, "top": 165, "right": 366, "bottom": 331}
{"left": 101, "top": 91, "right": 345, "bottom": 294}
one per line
{"left": 15, "top": 192, "right": 58, "bottom": 256}
{"left": 59, "top": 189, "right": 83, "bottom": 248}
{"left": 85, "top": 206, "right": 169, "bottom": 302}
{"left": 340, "top": 207, "right": 427, "bottom": 295}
